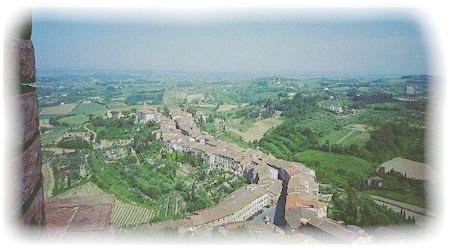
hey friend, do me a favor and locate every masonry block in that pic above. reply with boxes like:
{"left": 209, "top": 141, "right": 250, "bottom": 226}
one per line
{"left": 17, "top": 39, "right": 36, "bottom": 83}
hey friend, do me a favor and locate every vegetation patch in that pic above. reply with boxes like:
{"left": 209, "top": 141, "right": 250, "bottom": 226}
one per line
{"left": 237, "top": 117, "right": 283, "bottom": 142}
{"left": 41, "top": 103, "right": 78, "bottom": 115}
{"left": 57, "top": 114, "right": 89, "bottom": 125}
{"left": 320, "top": 128, "right": 369, "bottom": 147}
{"left": 217, "top": 104, "right": 240, "bottom": 112}
{"left": 57, "top": 138, "right": 93, "bottom": 150}
{"left": 216, "top": 131, "right": 252, "bottom": 149}
{"left": 72, "top": 103, "right": 107, "bottom": 115}
{"left": 329, "top": 187, "right": 410, "bottom": 227}
{"left": 163, "top": 90, "right": 188, "bottom": 105}
{"left": 294, "top": 149, "right": 374, "bottom": 187}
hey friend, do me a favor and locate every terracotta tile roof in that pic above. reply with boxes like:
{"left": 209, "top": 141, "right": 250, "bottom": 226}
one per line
{"left": 285, "top": 193, "right": 325, "bottom": 211}
{"left": 307, "top": 217, "right": 360, "bottom": 243}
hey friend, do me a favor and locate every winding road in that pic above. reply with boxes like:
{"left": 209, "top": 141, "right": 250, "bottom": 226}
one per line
{"left": 369, "top": 195, "right": 432, "bottom": 228}
{"left": 83, "top": 122, "right": 97, "bottom": 144}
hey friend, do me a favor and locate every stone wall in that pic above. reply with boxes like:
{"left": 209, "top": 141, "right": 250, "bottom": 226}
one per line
{"left": 12, "top": 12, "right": 46, "bottom": 226}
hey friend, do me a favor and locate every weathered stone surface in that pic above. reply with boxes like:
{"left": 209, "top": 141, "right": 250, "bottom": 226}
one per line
{"left": 45, "top": 195, "right": 115, "bottom": 238}
{"left": 21, "top": 185, "right": 46, "bottom": 226}
{"left": 68, "top": 205, "right": 114, "bottom": 232}
{"left": 16, "top": 39, "right": 36, "bottom": 83}
{"left": 16, "top": 87, "right": 39, "bottom": 146}
{"left": 19, "top": 134, "right": 42, "bottom": 209}
{"left": 45, "top": 206, "right": 77, "bottom": 231}
{"left": 12, "top": 12, "right": 45, "bottom": 228}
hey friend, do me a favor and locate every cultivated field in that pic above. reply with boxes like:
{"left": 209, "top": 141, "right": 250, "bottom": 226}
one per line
{"left": 193, "top": 104, "right": 218, "bottom": 108}
{"left": 72, "top": 103, "right": 107, "bottom": 115}
{"left": 163, "top": 90, "right": 188, "bottom": 105}
{"left": 55, "top": 182, "right": 104, "bottom": 199}
{"left": 39, "top": 119, "right": 53, "bottom": 128}
{"left": 230, "top": 117, "right": 283, "bottom": 142}
{"left": 107, "top": 101, "right": 127, "bottom": 108}
{"left": 97, "top": 139, "right": 133, "bottom": 149}
{"left": 40, "top": 103, "right": 77, "bottom": 115}
{"left": 186, "top": 93, "right": 204, "bottom": 103}
{"left": 111, "top": 200, "right": 155, "bottom": 228}
{"left": 42, "top": 147, "right": 76, "bottom": 155}
{"left": 320, "top": 126, "right": 370, "bottom": 147}
{"left": 217, "top": 104, "right": 240, "bottom": 112}
{"left": 378, "top": 157, "right": 433, "bottom": 180}
{"left": 58, "top": 114, "right": 89, "bottom": 125}
{"left": 40, "top": 127, "right": 69, "bottom": 146}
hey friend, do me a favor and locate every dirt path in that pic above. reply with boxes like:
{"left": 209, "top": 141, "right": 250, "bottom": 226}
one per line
{"left": 42, "top": 163, "right": 54, "bottom": 201}
{"left": 83, "top": 122, "right": 97, "bottom": 143}
{"left": 131, "top": 148, "right": 141, "bottom": 165}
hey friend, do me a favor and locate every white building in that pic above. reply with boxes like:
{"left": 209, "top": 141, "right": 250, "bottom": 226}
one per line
{"left": 136, "top": 104, "right": 158, "bottom": 123}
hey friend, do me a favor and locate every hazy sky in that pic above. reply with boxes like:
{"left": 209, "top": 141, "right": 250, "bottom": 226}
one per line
{"left": 32, "top": 9, "right": 429, "bottom": 76}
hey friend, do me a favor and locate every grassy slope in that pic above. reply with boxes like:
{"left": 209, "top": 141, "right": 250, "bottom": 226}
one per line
{"left": 58, "top": 115, "right": 89, "bottom": 125}
{"left": 294, "top": 149, "right": 375, "bottom": 187}
{"left": 320, "top": 128, "right": 369, "bottom": 147}
{"left": 73, "top": 103, "right": 107, "bottom": 115}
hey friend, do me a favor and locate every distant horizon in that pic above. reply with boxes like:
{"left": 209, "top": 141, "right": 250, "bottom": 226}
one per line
{"left": 33, "top": 9, "right": 430, "bottom": 76}
{"left": 36, "top": 67, "right": 430, "bottom": 79}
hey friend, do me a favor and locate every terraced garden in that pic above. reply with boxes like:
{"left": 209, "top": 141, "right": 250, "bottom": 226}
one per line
{"left": 111, "top": 200, "right": 156, "bottom": 228}
{"left": 319, "top": 127, "right": 370, "bottom": 147}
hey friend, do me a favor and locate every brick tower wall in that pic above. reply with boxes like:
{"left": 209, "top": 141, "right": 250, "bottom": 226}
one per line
{"left": 12, "top": 12, "right": 46, "bottom": 226}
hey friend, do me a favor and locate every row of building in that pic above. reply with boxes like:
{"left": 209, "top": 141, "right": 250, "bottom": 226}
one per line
{"left": 141, "top": 106, "right": 327, "bottom": 232}
{"left": 102, "top": 104, "right": 372, "bottom": 243}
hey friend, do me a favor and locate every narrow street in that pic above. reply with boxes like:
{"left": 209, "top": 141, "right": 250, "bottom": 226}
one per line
{"left": 273, "top": 168, "right": 289, "bottom": 227}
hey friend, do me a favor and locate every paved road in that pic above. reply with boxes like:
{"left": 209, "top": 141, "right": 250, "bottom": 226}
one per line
{"left": 368, "top": 195, "right": 426, "bottom": 214}
{"left": 369, "top": 195, "right": 433, "bottom": 228}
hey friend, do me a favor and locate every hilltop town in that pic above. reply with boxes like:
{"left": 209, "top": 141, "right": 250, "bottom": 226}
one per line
{"left": 38, "top": 84, "right": 430, "bottom": 242}
{"left": 10, "top": 64, "right": 429, "bottom": 243}
{"left": 30, "top": 67, "right": 432, "bottom": 243}
{"left": 45, "top": 104, "right": 369, "bottom": 242}
{"left": 9, "top": 10, "right": 437, "bottom": 245}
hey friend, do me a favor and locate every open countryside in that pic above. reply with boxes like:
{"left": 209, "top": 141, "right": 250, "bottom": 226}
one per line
{"left": 25, "top": 10, "right": 436, "bottom": 242}
{"left": 37, "top": 72, "right": 431, "bottom": 242}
